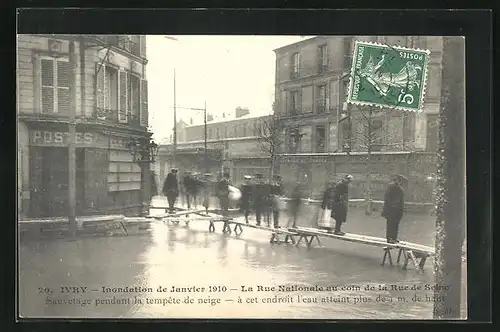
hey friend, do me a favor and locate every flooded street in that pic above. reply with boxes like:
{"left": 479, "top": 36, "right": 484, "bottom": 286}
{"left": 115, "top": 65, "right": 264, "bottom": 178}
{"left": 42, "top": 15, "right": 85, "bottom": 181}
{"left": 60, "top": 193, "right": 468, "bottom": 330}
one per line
{"left": 19, "top": 197, "right": 444, "bottom": 319}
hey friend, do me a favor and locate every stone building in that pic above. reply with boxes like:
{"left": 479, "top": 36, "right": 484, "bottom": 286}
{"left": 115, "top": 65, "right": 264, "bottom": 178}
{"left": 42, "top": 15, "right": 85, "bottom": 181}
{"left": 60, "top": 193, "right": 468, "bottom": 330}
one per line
{"left": 157, "top": 111, "right": 272, "bottom": 186}
{"left": 274, "top": 36, "right": 442, "bottom": 201}
{"left": 17, "top": 35, "right": 150, "bottom": 218}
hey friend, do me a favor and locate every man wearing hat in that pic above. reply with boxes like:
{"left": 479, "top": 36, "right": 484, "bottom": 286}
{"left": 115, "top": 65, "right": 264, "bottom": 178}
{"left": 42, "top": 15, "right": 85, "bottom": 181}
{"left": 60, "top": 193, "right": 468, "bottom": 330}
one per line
{"left": 201, "top": 173, "right": 213, "bottom": 213}
{"left": 216, "top": 172, "right": 231, "bottom": 231}
{"left": 382, "top": 174, "right": 406, "bottom": 243}
{"left": 240, "top": 175, "right": 254, "bottom": 223}
{"left": 183, "top": 171, "right": 193, "bottom": 209}
{"left": 162, "top": 168, "right": 179, "bottom": 213}
{"left": 252, "top": 173, "right": 266, "bottom": 226}
{"left": 331, "top": 174, "right": 353, "bottom": 235}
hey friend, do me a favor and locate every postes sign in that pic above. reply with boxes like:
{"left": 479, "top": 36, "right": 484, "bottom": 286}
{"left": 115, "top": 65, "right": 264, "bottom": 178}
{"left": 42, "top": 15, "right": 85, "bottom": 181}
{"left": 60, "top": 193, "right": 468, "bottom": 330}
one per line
{"left": 30, "top": 130, "right": 93, "bottom": 146}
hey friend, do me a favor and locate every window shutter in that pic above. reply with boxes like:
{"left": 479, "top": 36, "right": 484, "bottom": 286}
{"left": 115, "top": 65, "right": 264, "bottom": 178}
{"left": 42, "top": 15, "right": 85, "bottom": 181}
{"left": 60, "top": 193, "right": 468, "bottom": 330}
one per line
{"left": 56, "top": 60, "right": 70, "bottom": 115}
{"left": 118, "top": 70, "right": 128, "bottom": 123}
{"left": 127, "top": 72, "right": 132, "bottom": 116}
{"left": 41, "top": 59, "right": 55, "bottom": 113}
{"left": 140, "top": 36, "right": 146, "bottom": 58}
{"left": 330, "top": 80, "right": 339, "bottom": 111}
{"left": 103, "top": 66, "right": 109, "bottom": 110}
{"left": 95, "top": 63, "right": 105, "bottom": 114}
{"left": 325, "top": 83, "right": 331, "bottom": 111}
{"left": 140, "top": 79, "right": 148, "bottom": 127}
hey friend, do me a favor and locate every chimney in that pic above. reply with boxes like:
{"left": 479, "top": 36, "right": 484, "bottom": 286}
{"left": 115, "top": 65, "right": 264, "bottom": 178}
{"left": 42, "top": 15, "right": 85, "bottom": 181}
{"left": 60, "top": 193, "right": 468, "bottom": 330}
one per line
{"left": 190, "top": 118, "right": 193, "bottom": 125}
{"left": 235, "top": 107, "right": 250, "bottom": 118}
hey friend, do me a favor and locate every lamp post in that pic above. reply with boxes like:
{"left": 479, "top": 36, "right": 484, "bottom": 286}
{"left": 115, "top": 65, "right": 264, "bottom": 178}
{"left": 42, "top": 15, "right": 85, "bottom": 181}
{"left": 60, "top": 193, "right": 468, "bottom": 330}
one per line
{"left": 163, "top": 36, "right": 180, "bottom": 168}
{"left": 127, "top": 138, "right": 160, "bottom": 216}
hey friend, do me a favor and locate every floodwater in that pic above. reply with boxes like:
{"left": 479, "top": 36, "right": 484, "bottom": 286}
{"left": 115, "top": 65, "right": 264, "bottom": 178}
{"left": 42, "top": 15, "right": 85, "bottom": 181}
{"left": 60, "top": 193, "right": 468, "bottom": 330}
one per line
{"left": 19, "top": 197, "right": 462, "bottom": 320}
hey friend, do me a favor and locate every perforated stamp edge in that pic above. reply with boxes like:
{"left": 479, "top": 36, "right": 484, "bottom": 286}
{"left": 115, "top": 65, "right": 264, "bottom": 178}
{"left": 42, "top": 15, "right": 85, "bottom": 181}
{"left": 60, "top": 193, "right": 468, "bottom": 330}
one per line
{"left": 346, "top": 40, "right": 431, "bottom": 113}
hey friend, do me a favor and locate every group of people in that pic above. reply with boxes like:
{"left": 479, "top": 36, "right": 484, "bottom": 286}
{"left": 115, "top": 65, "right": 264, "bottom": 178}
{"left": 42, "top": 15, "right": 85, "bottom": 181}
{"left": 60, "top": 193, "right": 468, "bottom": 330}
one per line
{"left": 162, "top": 168, "right": 212, "bottom": 213}
{"left": 239, "top": 173, "right": 291, "bottom": 228}
{"left": 317, "top": 173, "right": 406, "bottom": 243}
{"left": 161, "top": 167, "right": 407, "bottom": 244}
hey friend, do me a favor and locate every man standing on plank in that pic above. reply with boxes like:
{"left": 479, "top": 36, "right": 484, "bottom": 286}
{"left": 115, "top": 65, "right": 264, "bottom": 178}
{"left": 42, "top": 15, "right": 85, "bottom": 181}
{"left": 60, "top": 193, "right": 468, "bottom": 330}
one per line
{"left": 331, "top": 174, "right": 353, "bottom": 235}
{"left": 382, "top": 174, "right": 406, "bottom": 243}
{"left": 240, "top": 175, "right": 254, "bottom": 224}
{"left": 216, "top": 172, "right": 231, "bottom": 232}
{"left": 162, "top": 168, "right": 179, "bottom": 213}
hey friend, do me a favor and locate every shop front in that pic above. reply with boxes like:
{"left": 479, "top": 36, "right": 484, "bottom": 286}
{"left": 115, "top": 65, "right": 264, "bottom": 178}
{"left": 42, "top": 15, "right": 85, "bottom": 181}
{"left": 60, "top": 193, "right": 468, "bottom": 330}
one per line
{"left": 24, "top": 122, "right": 148, "bottom": 218}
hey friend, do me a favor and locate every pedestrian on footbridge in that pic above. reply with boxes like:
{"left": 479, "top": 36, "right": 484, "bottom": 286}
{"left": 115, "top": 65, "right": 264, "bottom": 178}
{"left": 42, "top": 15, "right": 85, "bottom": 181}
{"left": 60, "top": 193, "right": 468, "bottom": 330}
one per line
{"left": 270, "top": 175, "right": 285, "bottom": 229}
{"left": 216, "top": 172, "right": 231, "bottom": 232}
{"left": 183, "top": 171, "right": 193, "bottom": 209}
{"left": 330, "top": 174, "right": 353, "bottom": 235}
{"left": 382, "top": 174, "right": 406, "bottom": 244}
{"left": 317, "top": 180, "right": 336, "bottom": 230}
{"left": 240, "top": 175, "right": 254, "bottom": 224}
{"left": 252, "top": 173, "right": 269, "bottom": 226}
{"left": 286, "top": 181, "right": 303, "bottom": 229}
{"left": 162, "top": 168, "right": 179, "bottom": 213}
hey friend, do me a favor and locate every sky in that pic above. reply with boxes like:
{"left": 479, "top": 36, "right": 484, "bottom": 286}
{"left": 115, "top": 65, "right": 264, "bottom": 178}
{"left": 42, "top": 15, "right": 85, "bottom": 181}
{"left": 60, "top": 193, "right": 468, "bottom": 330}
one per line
{"left": 146, "top": 35, "right": 309, "bottom": 143}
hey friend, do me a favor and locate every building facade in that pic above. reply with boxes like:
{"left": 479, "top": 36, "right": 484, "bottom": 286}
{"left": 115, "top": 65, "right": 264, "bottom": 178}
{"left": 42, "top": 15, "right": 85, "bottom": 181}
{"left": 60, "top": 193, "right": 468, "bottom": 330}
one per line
{"left": 17, "top": 35, "right": 150, "bottom": 218}
{"left": 274, "top": 36, "right": 442, "bottom": 201}
{"left": 157, "top": 112, "right": 272, "bottom": 186}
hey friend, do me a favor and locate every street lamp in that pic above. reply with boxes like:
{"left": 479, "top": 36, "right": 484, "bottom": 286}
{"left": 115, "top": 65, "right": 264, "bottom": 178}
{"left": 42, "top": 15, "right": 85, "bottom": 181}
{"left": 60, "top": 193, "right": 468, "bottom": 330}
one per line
{"left": 127, "top": 138, "right": 160, "bottom": 163}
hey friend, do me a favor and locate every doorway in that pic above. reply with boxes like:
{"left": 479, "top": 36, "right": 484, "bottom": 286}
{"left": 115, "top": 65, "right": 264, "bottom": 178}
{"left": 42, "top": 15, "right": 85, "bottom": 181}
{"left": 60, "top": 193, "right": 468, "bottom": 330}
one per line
{"left": 30, "top": 147, "right": 86, "bottom": 218}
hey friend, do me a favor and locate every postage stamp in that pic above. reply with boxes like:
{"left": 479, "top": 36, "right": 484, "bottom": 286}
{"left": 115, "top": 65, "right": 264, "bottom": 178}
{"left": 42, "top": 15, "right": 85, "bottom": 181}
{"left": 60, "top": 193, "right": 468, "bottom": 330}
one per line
{"left": 347, "top": 41, "right": 431, "bottom": 112}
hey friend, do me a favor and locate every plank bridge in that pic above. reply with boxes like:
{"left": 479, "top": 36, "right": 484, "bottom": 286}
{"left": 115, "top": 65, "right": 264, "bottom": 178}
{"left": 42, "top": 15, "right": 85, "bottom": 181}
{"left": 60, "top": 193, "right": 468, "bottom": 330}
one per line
{"left": 146, "top": 208, "right": 435, "bottom": 273}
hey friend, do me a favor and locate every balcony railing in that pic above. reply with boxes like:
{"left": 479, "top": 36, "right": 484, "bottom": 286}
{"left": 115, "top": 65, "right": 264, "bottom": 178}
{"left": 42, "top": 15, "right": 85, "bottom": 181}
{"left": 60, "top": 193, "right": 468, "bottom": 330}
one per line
{"left": 92, "top": 108, "right": 142, "bottom": 127}
{"left": 92, "top": 35, "right": 141, "bottom": 57}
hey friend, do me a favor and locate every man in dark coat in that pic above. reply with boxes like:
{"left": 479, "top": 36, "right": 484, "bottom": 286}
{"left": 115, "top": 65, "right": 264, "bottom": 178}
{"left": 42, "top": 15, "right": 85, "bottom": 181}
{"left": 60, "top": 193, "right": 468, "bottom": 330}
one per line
{"left": 252, "top": 173, "right": 267, "bottom": 226}
{"left": 331, "top": 174, "right": 353, "bottom": 235}
{"left": 382, "top": 174, "right": 406, "bottom": 243}
{"left": 162, "top": 168, "right": 179, "bottom": 213}
{"left": 270, "top": 175, "right": 285, "bottom": 228}
{"left": 287, "top": 181, "right": 303, "bottom": 229}
{"left": 183, "top": 171, "right": 193, "bottom": 209}
{"left": 240, "top": 175, "right": 254, "bottom": 223}
{"left": 191, "top": 172, "right": 203, "bottom": 208}
{"left": 216, "top": 172, "right": 231, "bottom": 232}
{"left": 202, "top": 173, "right": 213, "bottom": 213}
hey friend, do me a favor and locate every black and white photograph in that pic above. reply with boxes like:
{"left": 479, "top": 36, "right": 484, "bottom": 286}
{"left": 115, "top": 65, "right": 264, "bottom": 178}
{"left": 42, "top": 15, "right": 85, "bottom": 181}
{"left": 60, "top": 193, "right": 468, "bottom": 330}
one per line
{"left": 17, "top": 33, "right": 467, "bottom": 320}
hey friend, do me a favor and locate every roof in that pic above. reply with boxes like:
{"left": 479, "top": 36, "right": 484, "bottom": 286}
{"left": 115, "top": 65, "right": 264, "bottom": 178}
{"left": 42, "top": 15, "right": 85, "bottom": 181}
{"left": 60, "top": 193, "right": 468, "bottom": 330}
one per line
{"left": 273, "top": 36, "right": 321, "bottom": 53}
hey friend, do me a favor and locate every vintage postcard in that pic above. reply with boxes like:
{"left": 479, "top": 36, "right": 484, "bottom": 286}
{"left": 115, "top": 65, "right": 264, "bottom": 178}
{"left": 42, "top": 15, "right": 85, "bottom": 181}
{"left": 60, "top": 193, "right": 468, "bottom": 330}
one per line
{"left": 17, "top": 34, "right": 466, "bottom": 320}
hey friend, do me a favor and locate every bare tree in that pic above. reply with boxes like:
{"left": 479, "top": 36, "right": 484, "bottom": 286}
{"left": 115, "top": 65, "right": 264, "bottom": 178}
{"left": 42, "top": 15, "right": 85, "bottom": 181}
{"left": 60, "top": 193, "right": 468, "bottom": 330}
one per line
{"left": 253, "top": 103, "right": 285, "bottom": 180}
{"left": 350, "top": 105, "right": 409, "bottom": 215}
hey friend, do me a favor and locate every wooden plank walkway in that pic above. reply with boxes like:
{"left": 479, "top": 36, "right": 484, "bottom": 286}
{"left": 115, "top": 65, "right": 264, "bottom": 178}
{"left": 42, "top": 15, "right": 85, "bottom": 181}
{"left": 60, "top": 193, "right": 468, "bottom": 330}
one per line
{"left": 292, "top": 226, "right": 434, "bottom": 273}
{"left": 145, "top": 208, "right": 434, "bottom": 272}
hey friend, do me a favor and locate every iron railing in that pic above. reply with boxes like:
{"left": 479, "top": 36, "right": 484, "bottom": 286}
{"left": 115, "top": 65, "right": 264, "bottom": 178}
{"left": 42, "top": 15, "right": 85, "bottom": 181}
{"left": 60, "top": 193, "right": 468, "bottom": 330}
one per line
{"left": 92, "top": 108, "right": 142, "bottom": 127}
